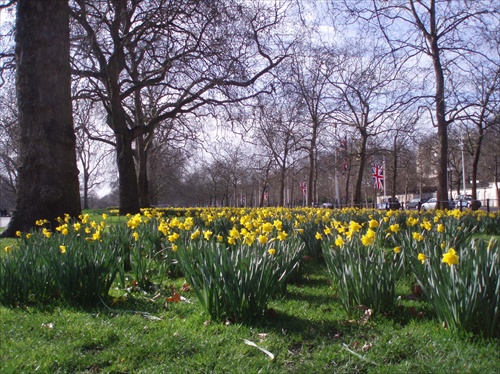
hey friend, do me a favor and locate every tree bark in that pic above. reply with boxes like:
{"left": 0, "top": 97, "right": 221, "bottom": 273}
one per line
{"left": 2, "top": 0, "right": 81, "bottom": 237}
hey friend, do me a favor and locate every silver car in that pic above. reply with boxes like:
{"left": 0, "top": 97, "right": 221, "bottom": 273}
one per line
{"left": 421, "top": 198, "right": 454, "bottom": 210}
{"left": 420, "top": 198, "right": 437, "bottom": 210}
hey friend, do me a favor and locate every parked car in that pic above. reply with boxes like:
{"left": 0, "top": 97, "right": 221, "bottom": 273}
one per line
{"left": 420, "top": 198, "right": 437, "bottom": 210}
{"left": 406, "top": 198, "right": 428, "bottom": 209}
{"left": 454, "top": 194, "right": 482, "bottom": 209}
{"left": 421, "top": 198, "right": 454, "bottom": 210}
{"left": 377, "top": 197, "right": 400, "bottom": 210}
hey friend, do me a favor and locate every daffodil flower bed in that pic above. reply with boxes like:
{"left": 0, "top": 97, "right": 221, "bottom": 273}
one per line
{"left": 0, "top": 214, "right": 124, "bottom": 305}
{"left": 0, "top": 207, "right": 499, "bottom": 336}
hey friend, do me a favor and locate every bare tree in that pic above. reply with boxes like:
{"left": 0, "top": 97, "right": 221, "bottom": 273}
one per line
{"left": 458, "top": 31, "right": 500, "bottom": 207}
{"left": 252, "top": 81, "right": 304, "bottom": 206}
{"left": 73, "top": 100, "right": 114, "bottom": 209}
{"left": 2, "top": 0, "right": 81, "bottom": 237}
{"left": 289, "top": 46, "right": 335, "bottom": 205}
{"left": 353, "top": 0, "right": 497, "bottom": 208}
{"left": 70, "top": 0, "right": 290, "bottom": 215}
{"left": 326, "top": 40, "right": 412, "bottom": 207}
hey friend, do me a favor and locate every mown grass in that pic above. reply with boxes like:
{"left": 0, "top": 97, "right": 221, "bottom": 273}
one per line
{"left": 1, "top": 261, "right": 499, "bottom": 374}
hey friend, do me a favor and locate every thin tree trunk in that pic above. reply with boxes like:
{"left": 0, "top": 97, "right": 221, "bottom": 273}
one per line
{"left": 137, "top": 135, "right": 150, "bottom": 208}
{"left": 353, "top": 132, "right": 368, "bottom": 207}
{"left": 392, "top": 136, "right": 398, "bottom": 200}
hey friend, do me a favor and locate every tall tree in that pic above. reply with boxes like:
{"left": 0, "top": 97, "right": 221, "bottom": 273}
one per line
{"left": 326, "top": 41, "right": 411, "bottom": 207}
{"left": 2, "top": 0, "right": 81, "bottom": 237}
{"left": 289, "top": 46, "right": 335, "bottom": 205}
{"left": 252, "top": 82, "right": 304, "bottom": 206}
{"left": 357, "top": 0, "right": 496, "bottom": 208}
{"left": 70, "top": 0, "right": 289, "bottom": 215}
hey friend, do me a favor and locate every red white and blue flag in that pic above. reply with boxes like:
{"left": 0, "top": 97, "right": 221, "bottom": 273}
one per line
{"left": 372, "top": 164, "right": 384, "bottom": 190}
{"left": 300, "top": 181, "right": 307, "bottom": 196}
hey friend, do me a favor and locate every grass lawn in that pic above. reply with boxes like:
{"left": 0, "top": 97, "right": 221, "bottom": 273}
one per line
{"left": 1, "top": 261, "right": 499, "bottom": 374}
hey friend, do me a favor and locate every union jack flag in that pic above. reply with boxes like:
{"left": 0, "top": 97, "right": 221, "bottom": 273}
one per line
{"left": 372, "top": 163, "right": 384, "bottom": 190}
{"left": 300, "top": 181, "right": 307, "bottom": 196}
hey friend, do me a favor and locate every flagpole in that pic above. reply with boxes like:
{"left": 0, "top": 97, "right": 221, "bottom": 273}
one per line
{"left": 334, "top": 149, "right": 340, "bottom": 207}
{"left": 383, "top": 156, "right": 386, "bottom": 200}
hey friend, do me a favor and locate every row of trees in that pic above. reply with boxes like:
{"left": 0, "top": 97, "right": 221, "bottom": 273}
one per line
{"left": 0, "top": 0, "right": 499, "bottom": 235}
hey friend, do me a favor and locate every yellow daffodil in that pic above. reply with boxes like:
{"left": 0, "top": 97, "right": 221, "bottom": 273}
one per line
{"left": 315, "top": 232, "right": 323, "bottom": 240}
{"left": 361, "top": 228, "right": 376, "bottom": 246}
{"left": 56, "top": 224, "right": 69, "bottom": 235}
{"left": 393, "top": 246, "right": 401, "bottom": 254}
{"left": 59, "top": 245, "right": 66, "bottom": 254}
{"left": 127, "top": 214, "right": 142, "bottom": 230}
{"left": 92, "top": 230, "right": 101, "bottom": 241}
{"left": 258, "top": 235, "right": 268, "bottom": 244}
{"left": 348, "top": 221, "right": 362, "bottom": 232}
{"left": 168, "top": 232, "right": 180, "bottom": 243}
{"left": 42, "top": 228, "right": 52, "bottom": 238}
{"left": 273, "top": 220, "right": 283, "bottom": 231}
{"left": 406, "top": 217, "right": 419, "bottom": 226}
{"left": 261, "top": 222, "right": 274, "bottom": 233}
{"left": 229, "top": 227, "right": 240, "bottom": 239}
{"left": 420, "top": 220, "right": 432, "bottom": 231}
{"left": 335, "top": 235, "right": 345, "bottom": 247}
{"left": 369, "top": 219, "right": 379, "bottom": 228}
{"left": 4, "top": 245, "right": 12, "bottom": 253}
{"left": 268, "top": 248, "right": 276, "bottom": 256}
{"left": 244, "top": 233, "right": 255, "bottom": 245}
{"left": 203, "top": 230, "right": 213, "bottom": 241}
{"left": 412, "top": 232, "right": 424, "bottom": 241}
{"left": 437, "top": 223, "right": 444, "bottom": 233}
{"left": 389, "top": 224, "right": 400, "bottom": 233}
{"left": 15, "top": 231, "right": 22, "bottom": 237}
{"left": 418, "top": 253, "right": 426, "bottom": 264}
{"left": 277, "top": 231, "right": 288, "bottom": 241}
{"left": 191, "top": 230, "right": 201, "bottom": 240}
{"left": 442, "top": 248, "right": 459, "bottom": 266}
{"left": 158, "top": 221, "right": 169, "bottom": 236}
{"left": 132, "top": 232, "right": 139, "bottom": 241}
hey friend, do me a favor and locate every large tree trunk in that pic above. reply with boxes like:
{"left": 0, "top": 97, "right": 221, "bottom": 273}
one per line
{"left": 2, "top": 0, "right": 81, "bottom": 237}
{"left": 426, "top": 7, "right": 449, "bottom": 210}
{"left": 107, "top": 67, "right": 140, "bottom": 215}
{"left": 115, "top": 129, "right": 140, "bottom": 215}
{"left": 279, "top": 166, "right": 286, "bottom": 206}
